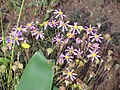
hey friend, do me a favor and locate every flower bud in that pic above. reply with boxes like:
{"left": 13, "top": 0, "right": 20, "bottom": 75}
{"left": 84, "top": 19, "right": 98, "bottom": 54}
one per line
{"left": 12, "top": 65, "right": 17, "bottom": 71}
{"left": 0, "top": 65, "right": 6, "bottom": 73}
{"left": 1, "top": 46, "right": 7, "bottom": 52}
{"left": 104, "top": 34, "right": 110, "bottom": 40}
{"left": 18, "top": 63, "right": 23, "bottom": 69}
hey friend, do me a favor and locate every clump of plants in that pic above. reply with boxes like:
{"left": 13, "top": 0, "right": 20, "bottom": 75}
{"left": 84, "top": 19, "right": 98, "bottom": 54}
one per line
{"left": 0, "top": 1, "right": 113, "bottom": 90}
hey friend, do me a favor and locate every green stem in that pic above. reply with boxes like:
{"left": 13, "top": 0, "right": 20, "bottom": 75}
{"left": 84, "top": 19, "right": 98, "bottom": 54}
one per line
{"left": 7, "top": 0, "right": 25, "bottom": 88}
{"left": 1, "top": 16, "right": 5, "bottom": 46}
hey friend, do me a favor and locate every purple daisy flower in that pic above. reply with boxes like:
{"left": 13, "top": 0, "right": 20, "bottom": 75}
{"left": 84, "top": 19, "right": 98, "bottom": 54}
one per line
{"left": 25, "top": 22, "right": 35, "bottom": 29}
{"left": 57, "top": 53, "right": 65, "bottom": 64}
{"left": 15, "top": 36, "right": 24, "bottom": 45}
{"left": 32, "top": 31, "right": 44, "bottom": 40}
{"left": 58, "top": 21, "right": 69, "bottom": 32}
{"left": 76, "top": 38, "right": 83, "bottom": 44}
{"left": 49, "top": 20, "right": 59, "bottom": 28}
{"left": 65, "top": 68, "right": 77, "bottom": 81}
{"left": 89, "top": 33, "right": 103, "bottom": 43}
{"left": 69, "top": 22, "right": 83, "bottom": 34}
{"left": 11, "top": 31, "right": 24, "bottom": 45}
{"left": 31, "top": 28, "right": 38, "bottom": 36}
{"left": 6, "top": 39, "right": 13, "bottom": 50}
{"left": 53, "top": 33, "right": 63, "bottom": 44}
{"left": 85, "top": 25, "right": 97, "bottom": 35}
{"left": 54, "top": 9, "right": 66, "bottom": 19}
{"left": 63, "top": 53, "right": 74, "bottom": 63}
{"left": 13, "top": 25, "right": 27, "bottom": 32}
{"left": 90, "top": 43, "right": 101, "bottom": 50}
{"left": 87, "top": 50, "right": 101, "bottom": 62}
{"left": 74, "top": 48, "right": 83, "bottom": 58}
{"left": 65, "top": 46, "right": 76, "bottom": 55}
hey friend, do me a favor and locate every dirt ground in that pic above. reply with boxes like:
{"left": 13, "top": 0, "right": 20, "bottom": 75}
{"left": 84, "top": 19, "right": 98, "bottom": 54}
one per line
{"left": 59, "top": 0, "right": 120, "bottom": 90}
{"left": 0, "top": 0, "right": 120, "bottom": 90}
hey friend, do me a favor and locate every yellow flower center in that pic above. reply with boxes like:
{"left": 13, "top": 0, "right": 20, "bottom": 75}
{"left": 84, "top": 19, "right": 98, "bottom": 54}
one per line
{"left": 69, "top": 50, "right": 73, "bottom": 54}
{"left": 18, "top": 27, "right": 22, "bottom": 31}
{"left": 95, "top": 35, "right": 98, "bottom": 38}
{"left": 38, "top": 31, "right": 41, "bottom": 35}
{"left": 33, "top": 30, "right": 36, "bottom": 32}
{"left": 59, "top": 11, "right": 63, "bottom": 15}
{"left": 92, "top": 53, "right": 96, "bottom": 57}
{"left": 68, "top": 72, "right": 72, "bottom": 76}
{"left": 22, "top": 43, "right": 30, "bottom": 49}
{"left": 27, "top": 23, "right": 32, "bottom": 27}
{"left": 65, "top": 55, "right": 69, "bottom": 59}
{"left": 63, "top": 23, "right": 66, "bottom": 26}
{"left": 89, "top": 27, "right": 93, "bottom": 31}
{"left": 74, "top": 25, "right": 78, "bottom": 29}
{"left": 15, "top": 37, "right": 18, "bottom": 41}
{"left": 57, "top": 39, "right": 60, "bottom": 43}
{"left": 52, "top": 21, "right": 55, "bottom": 25}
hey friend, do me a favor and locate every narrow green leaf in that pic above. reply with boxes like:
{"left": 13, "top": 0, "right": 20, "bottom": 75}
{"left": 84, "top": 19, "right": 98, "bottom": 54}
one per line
{"left": 17, "top": 50, "right": 54, "bottom": 90}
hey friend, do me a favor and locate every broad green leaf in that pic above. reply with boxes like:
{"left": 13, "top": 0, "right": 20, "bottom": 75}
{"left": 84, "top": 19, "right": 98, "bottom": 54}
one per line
{"left": 53, "top": 86, "right": 59, "bottom": 90}
{"left": 17, "top": 50, "right": 54, "bottom": 90}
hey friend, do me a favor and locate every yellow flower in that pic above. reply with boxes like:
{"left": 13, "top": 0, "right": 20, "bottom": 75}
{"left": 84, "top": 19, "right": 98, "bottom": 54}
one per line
{"left": 39, "top": 23, "right": 43, "bottom": 27}
{"left": 67, "top": 32, "right": 74, "bottom": 38}
{"left": 22, "top": 43, "right": 30, "bottom": 49}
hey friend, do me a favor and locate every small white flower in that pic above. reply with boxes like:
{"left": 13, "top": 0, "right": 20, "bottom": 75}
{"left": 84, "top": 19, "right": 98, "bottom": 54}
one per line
{"left": 54, "top": 9, "right": 66, "bottom": 19}
{"left": 58, "top": 21, "right": 69, "bottom": 32}
{"left": 65, "top": 68, "right": 77, "bottom": 81}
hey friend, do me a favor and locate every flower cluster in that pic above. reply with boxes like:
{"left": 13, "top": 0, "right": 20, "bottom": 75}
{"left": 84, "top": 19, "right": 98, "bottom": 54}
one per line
{"left": 0, "top": 9, "right": 105, "bottom": 89}
{"left": 51, "top": 9, "right": 103, "bottom": 87}
{"left": 0, "top": 22, "right": 45, "bottom": 50}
